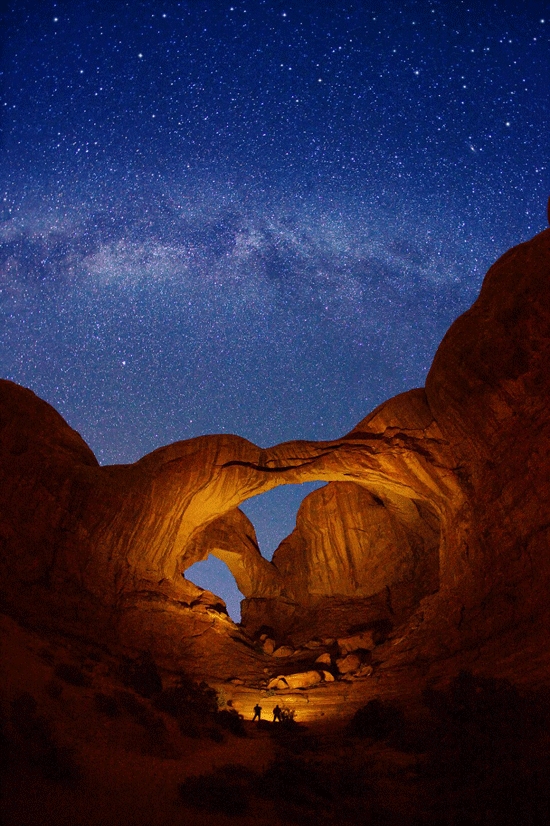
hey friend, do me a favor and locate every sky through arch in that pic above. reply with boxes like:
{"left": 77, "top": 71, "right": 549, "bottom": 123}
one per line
{"left": 186, "top": 481, "right": 325, "bottom": 620}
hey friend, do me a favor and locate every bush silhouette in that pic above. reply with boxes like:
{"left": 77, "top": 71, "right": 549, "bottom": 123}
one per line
{"left": 423, "top": 669, "right": 527, "bottom": 736}
{"left": 348, "top": 698, "right": 404, "bottom": 740}
{"left": 154, "top": 675, "right": 217, "bottom": 716}
{"left": 152, "top": 675, "right": 218, "bottom": 738}
{"left": 259, "top": 756, "right": 333, "bottom": 807}
{"left": 420, "top": 671, "right": 550, "bottom": 824}
{"left": 178, "top": 767, "right": 250, "bottom": 815}
{"left": 54, "top": 662, "right": 91, "bottom": 688}
{"left": 118, "top": 651, "right": 162, "bottom": 697}
{"left": 216, "top": 708, "right": 246, "bottom": 737}
{"left": 115, "top": 690, "right": 166, "bottom": 732}
{"left": 10, "top": 693, "right": 80, "bottom": 785}
{"left": 93, "top": 691, "right": 121, "bottom": 718}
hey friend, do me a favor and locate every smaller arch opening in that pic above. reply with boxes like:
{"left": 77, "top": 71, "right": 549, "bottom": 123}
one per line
{"left": 185, "top": 555, "right": 243, "bottom": 621}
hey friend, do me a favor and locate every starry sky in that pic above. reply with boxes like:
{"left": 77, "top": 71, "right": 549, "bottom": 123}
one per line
{"left": 1, "top": 1, "right": 548, "bottom": 619}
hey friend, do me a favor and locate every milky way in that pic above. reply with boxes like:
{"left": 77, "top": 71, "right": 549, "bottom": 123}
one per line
{"left": 1, "top": 1, "right": 548, "bottom": 618}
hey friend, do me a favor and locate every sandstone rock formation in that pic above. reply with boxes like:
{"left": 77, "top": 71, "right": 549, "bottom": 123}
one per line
{"left": 241, "top": 478, "right": 439, "bottom": 638}
{"left": 0, "top": 226, "right": 549, "bottom": 686}
{"left": 182, "top": 506, "right": 281, "bottom": 599}
{"left": 337, "top": 631, "right": 377, "bottom": 654}
{"left": 419, "top": 224, "right": 550, "bottom": 669}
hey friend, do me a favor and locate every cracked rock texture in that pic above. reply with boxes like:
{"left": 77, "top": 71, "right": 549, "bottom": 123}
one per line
{"left": 272, "top": 481, "right": 439, "bottom": 603}
{"left": 0, "top": 227, "right": 549, "bottom": 683}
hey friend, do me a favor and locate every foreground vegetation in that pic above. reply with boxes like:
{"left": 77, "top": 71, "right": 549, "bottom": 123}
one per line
{"left": 3, "top": 630, "right": 550, "bottom": 826}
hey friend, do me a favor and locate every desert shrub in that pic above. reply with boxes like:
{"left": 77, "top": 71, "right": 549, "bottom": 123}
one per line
{"left": 270, "top": 727, "right": 317, "bottom": 755}
{"left": 153, "top": 675, "right": 218, "bottom": 721}
{"left": 38, "top": 647, "right": 55, "bottom": 664}
{"left": 419, "top": 671, "right": 550, "bottom": 824}
{"left": 44, "top": 680, "right": 63, "bottom": 699}
{"left": 10, "top": 693, "right": 80, "bottom": 785}
{"left": 216, "top": 707, "right": 246, "bottom": 737}
{"left": 112, "top": 690, "right": 173, "bottom": 756}
{"left": 279, "top": 706, "right": 296, "bottom": 723}
{"left": 348, "top": 698, "right": 404, "bottom": 740}
{"left": 53, "top": 662, "right": 91, "bottom": 688}
{"left": 93, "top": 692, "right": 121, "bottom": 718}
{"left": 218, "top": 763, "right": 257, "bottom": 781}
{"left": 37, "top": 743, "right": 81, "bottom": 784}
{"left": 333, "top": 763, "right": 372, "bottom": 800}
{"left": 11, "top": 693, "right": 50, "bottom": 743}
{"left": 258, "top": 756, "right": 333, "bottom": 807}
{"left": 118, "top": 651, "right": 162, "bottom": 697}
{"left": 115, "top": 690, "right": 165, "bottom": 732}
{"left": 423, "top": 670, "right": 530, "bottom": 739}
{"left": 178, "top": 768, "right": 250, "bottom": 816}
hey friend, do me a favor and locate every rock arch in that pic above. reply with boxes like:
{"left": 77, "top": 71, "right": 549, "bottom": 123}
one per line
{"left": 1, "top": 226, "right": 549, "bottom": 678}
{"left": 81, "top": 386, "right": 463, "bottom": 608}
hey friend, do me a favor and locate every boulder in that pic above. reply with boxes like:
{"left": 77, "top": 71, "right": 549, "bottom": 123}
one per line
{"left": 315, "top": 652, "right": 332, "bottom": 666}
{"left": 336, "top": 654, "right": 361, "bottom": 674}
{"left": 284, "top": 671, "right": 323, "bottom": 689}
{"left": 304, "top": 639, "right": 323, "bottom": 649}
{"left": 272, "top": 645, "right": 294, "bottom": 658}
{"left": 337, "top": 631, "right": 376, "bottom": 654}
{"left": 267, "top": 671, "right": 323, "bottom": 690}
{"left": 267, "top": 676, "right": 288, "bottom": 690}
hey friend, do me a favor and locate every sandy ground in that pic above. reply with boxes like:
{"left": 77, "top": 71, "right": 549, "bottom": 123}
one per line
{"left": 0, "top": 613, "right": 427, "bottom": 825}
{"left": 4, "top": 612, "right": 549, "bottom": 825}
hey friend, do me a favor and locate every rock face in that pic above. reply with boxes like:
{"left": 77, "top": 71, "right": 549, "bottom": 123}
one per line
{"left": 272, "top": 481, "right": 439, "bottom": 602}
{"left": 183, "top": 507, "right": 282, "bottom": 599}
{"left": 421, "top": 226, "right": 550, "bottom": 656}
{"left": 241, "top": 480, "right": 439, "bottom": 637}
{"left": 0, "top": 380, "right": 99, "bottom": 586}
{"left": 0, "top": 226, "right": 549, "bottom": 684}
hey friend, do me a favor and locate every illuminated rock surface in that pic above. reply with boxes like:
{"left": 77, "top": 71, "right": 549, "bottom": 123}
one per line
{"left": 1, "top": 226, "right": 550, "bottom": 826}
{"left": 0, "top": 227, "right": 549, "bottom": 689}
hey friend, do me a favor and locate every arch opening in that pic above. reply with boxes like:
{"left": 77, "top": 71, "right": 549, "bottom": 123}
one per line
{"left": 185, "top": 555, "right": 244, "bottom": 621}
{"left": 240, "top": 480, "right": 442, "bottom": 640}
{"left": 182, "top": 477, "right": 442, "bottom": 633}
{"left": 183, "top": 482, "right": 327, "bottom": 622}
{"left": 239, "top": 481, "right": 326, "bottom": 560}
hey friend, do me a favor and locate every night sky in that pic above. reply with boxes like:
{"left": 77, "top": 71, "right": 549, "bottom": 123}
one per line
{"left": 1, "top": 1, "right": 548, "bottom": 619}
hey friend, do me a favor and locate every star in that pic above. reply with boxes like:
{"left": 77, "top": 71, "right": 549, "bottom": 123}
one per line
{"left": 2, "top": 0, "right": 547, "bottom": 619}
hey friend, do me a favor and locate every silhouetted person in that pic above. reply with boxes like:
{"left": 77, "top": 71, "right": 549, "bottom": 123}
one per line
{"left": 273, "top": 704, "right": 282, "bottom": 722}
{"left": 252, "top": 703, "right": 262, "bottom": 721}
